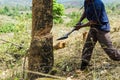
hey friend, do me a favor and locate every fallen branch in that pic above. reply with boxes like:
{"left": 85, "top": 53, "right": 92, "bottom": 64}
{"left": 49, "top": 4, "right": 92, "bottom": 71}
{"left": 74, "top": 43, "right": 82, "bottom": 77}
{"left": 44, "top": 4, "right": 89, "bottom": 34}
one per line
{"left": 0, "top": 38, "right": 23, "bottom": 48}
{"left": 25, "top": 70, "right": 66, "bottom": 80}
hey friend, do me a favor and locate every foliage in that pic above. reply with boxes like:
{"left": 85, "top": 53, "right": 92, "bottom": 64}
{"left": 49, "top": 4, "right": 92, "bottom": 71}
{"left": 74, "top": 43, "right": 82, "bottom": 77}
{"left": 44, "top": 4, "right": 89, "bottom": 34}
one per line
{"left": 0, "top": 23, "right": 18, "bottom": 33}
{"left": 0, "top": 29, "right": 29, "bottom": 79}
{"left": 0, "top": 15, "right": 30, "bottom": 33}
{"left": 0, "top": 6, "right": 10, "bottom": 15}
{"left": 106, "top": 3, "right": 120, "bottom": 15}
{"left": 53, "top": 0, "right": 65, "bottom": 24}
{"left": 66, "top": 12, "right": 88, "bottom": 27}
{"left": 67, "top": 12, "right": 80, "bottom": 25}
{"left": 0, "top": 2, "right": 64, "bottom": 24}
{"left": 0, "top": 6, "right": 31, "bottom": 18}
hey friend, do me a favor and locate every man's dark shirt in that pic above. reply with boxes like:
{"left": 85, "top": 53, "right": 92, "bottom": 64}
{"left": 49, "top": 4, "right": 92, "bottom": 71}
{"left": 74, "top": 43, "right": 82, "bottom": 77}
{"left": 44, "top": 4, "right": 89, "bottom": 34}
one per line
{"left": 84, "top": 0, "right": 110, "bottom": 31}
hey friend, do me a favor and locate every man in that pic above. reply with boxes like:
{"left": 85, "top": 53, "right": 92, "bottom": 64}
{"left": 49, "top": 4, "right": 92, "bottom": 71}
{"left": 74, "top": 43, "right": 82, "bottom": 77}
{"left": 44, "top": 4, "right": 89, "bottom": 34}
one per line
{"left": 75, "top": 0, "right": 120, "bottom": 71}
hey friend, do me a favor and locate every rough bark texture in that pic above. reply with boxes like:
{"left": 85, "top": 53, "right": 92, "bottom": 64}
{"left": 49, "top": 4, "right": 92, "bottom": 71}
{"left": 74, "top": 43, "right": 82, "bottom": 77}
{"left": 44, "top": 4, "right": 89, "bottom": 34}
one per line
{"left": 32, "top": 0, "right": 53, "bottom": 38}
{"left": 28, "top": 0, "right": 53, "bottom": 80}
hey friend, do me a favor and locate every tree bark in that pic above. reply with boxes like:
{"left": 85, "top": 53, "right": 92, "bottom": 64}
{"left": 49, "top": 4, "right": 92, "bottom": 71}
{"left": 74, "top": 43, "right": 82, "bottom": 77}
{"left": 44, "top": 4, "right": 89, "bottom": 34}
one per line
{"left": 28, "top": 0, "right": 53, "bottom": 80}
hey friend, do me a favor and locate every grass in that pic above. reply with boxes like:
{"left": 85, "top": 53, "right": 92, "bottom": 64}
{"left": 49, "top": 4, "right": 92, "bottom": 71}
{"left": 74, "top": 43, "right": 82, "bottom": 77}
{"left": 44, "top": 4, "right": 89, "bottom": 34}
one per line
{"left": 0, "top": 14, "right": 31, "bottom": 80}
{"left": 0, "top": 23, "right": 17, "bottom": 33}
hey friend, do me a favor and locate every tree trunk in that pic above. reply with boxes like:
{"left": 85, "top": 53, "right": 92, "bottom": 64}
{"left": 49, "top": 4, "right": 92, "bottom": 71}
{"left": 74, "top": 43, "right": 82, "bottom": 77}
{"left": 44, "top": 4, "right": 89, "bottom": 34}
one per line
{"left": 28, "top": 0, "right": 53, "bottom": 80}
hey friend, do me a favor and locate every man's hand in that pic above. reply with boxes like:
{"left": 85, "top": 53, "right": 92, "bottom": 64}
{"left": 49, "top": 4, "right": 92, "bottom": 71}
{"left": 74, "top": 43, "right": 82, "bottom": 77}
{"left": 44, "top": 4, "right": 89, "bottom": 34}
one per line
{"left": 74, "top": 22, "right": 82, "bottom": 30}
{"left": 75, "top": 25, "right": 82, "bottom": 30}
{"left": 75, "top": 20, "right": 98, "bottom": 30}
{"left": 76, "top": 22, "right": 82, "bottom": 25}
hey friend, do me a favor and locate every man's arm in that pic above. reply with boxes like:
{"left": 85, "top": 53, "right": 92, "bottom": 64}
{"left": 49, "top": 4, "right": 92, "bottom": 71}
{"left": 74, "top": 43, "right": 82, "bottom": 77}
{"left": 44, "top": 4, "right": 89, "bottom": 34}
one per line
{"left": 75, "top": 20, "right": 97, "bottom": 30}
{"left": 76, "top": 10, "right": 86, "bottom": 25}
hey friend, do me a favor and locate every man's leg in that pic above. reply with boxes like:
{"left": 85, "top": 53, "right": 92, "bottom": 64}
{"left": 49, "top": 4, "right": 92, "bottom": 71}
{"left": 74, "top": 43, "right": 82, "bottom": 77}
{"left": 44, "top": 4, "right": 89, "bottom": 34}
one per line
{"left": 80, "top": 28, "right": 97, "bottom": 70}
{"left": 97, "top": 30, "right": 120, "bottom": 61}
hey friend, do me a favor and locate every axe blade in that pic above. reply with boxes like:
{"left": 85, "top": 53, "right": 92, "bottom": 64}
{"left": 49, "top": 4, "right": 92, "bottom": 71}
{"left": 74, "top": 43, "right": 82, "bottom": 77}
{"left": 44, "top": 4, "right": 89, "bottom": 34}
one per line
{"left": 57, "top": 35, "right": 68, "bottom": 40}
{"left": 57, "top": 27, "right": 76, "bottom": 41}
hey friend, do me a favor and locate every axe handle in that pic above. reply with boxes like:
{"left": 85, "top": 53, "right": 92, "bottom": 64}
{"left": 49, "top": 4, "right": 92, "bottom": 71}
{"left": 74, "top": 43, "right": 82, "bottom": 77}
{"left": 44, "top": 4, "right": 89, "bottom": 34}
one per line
{"left": 66, "top": 27, "right": 76, "bottom": 36}
{"left": 66, "top": 22, "right": 82, "bottom": 36}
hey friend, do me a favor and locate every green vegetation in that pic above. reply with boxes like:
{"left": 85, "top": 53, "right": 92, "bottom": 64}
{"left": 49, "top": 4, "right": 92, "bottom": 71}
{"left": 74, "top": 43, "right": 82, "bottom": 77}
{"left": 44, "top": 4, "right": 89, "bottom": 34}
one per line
{"left": 65, "top": 12, "right": 80, "bottom": 27}
{"left": 106, "top": 3, "right": 120, "bottom": 14}
{"left": 0, "top": 23, "right": 17, "bottom": 33}
{"left": 53, "top": 0, "right": 65, "bottom": 24}
{"left": 0, "top": 1, "right": 65, "bottom": 25}
{"left": 0, "top": 6, "right": 30, "bottom": 17}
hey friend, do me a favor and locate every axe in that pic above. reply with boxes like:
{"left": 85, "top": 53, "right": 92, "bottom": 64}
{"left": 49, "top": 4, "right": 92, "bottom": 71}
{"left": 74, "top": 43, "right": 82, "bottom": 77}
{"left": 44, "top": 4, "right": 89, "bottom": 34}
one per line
{"left": 57, "top": 23, "right": 82, "bottom": 40}
{"left": 57, "top": 27, "right": 76, "bottom": 40}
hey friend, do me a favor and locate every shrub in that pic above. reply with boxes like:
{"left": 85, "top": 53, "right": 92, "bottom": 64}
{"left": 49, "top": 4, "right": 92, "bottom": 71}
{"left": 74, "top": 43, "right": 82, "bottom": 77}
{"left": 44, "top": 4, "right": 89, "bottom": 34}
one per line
{"left": 0, "top": 23, "right": 18, "bottom": 33}
{"left": 66, "top": 12, "right": 81, "bottom": 27}
{"left": 53, "top": 0, "right": 65, "bottom": 24}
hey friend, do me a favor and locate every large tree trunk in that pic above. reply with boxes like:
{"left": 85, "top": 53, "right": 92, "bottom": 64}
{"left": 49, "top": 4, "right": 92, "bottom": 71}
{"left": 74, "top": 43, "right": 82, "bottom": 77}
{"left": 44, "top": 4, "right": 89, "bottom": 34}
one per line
{"left": 28, "top": 0, "right": 53, "bottom": 80}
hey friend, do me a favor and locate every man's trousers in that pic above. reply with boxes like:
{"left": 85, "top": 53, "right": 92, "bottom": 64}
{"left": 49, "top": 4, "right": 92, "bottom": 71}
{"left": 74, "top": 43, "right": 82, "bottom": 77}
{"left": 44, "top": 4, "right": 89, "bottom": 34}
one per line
{"left": 81, "top": 27, "right": 120, "bottom": 70}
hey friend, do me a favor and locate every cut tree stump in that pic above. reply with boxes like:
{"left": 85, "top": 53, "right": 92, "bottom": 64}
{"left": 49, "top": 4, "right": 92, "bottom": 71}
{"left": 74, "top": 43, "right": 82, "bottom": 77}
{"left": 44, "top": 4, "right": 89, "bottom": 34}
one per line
{"left": 28, "top": 34, "right": 54, "bottom": 80}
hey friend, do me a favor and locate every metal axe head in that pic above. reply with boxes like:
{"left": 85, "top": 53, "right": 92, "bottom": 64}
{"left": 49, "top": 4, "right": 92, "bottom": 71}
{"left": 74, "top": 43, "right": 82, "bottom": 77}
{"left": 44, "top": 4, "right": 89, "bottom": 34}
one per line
{"left": 57, "top": 34, "right": 68, "bottom": 40}
{"left": 57, "top": 27, "right": 76, "bottom": 41}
